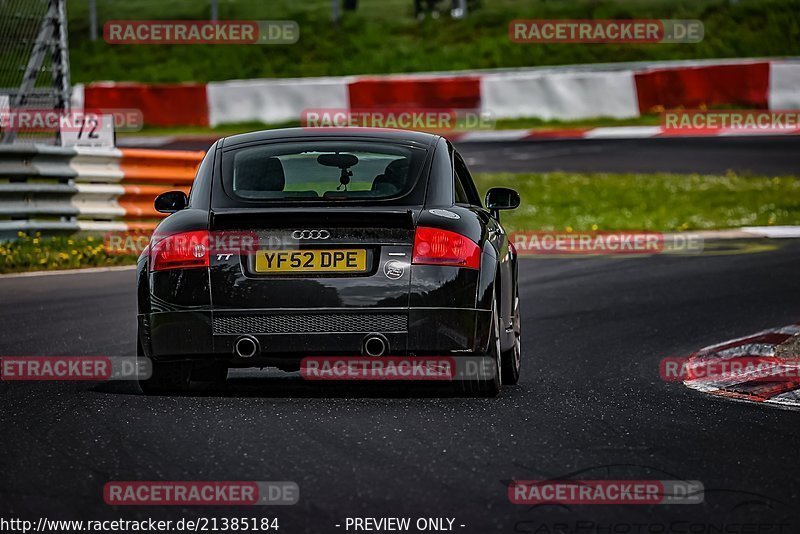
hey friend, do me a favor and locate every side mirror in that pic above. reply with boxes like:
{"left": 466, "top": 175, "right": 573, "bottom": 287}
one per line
{"left": 485, "top": 187, "right": 520, "bottom": 218}
{"left": 154, "top": 191, "right": 188, "bottom": 214}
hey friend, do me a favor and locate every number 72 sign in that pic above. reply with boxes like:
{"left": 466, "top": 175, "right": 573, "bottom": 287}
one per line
{"left": 60, "top": 113, "right": 115, "bottom": 148}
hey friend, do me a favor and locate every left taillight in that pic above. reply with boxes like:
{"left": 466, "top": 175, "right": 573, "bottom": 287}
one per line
{"left": 150, "top": 230, "right": 209, "bottom": 272}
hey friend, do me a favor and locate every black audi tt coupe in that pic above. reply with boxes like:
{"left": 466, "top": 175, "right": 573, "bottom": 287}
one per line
{"left": 137, "top": 128, "right": 521, "bottom": 395}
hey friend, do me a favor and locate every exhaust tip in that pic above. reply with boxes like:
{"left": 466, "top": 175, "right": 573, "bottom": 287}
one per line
{"left": 363, "top": 333, "right": 388, "bottom": 357}
{"left": 234, "top": 335, "right": 259, "bottom": 358}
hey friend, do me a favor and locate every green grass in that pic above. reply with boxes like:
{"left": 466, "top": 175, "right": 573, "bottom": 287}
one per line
{"left": 65, "top": 0, "right": 800, "bottom": 82}
{"left": 0, "top": 233, "right": 137, "bottom": 274}
{"left": 473, "top": 171, "right": 800, "bottom": 232}
{"left": 493, "top": 114, "right": 664, "bottom": 130}
{"left": 3, "top": 171, "right": 799, "bottom": 273}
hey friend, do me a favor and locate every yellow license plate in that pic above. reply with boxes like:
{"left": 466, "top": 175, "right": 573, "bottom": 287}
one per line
{"left": 255, "top": 249, "right": 367, "bottom": 273}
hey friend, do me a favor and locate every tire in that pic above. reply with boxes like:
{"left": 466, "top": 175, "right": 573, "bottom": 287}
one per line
{"left": 137, "top": 327, "right": 192, "bottom": 394}
{"left": 138, "top": 360, "right": 192, "bottom": 394}
{"left": 500, "top": 286, "right": 521, "bottom": 385}
{"left": 460, "top": 298, "right": 501, "bottom": 397}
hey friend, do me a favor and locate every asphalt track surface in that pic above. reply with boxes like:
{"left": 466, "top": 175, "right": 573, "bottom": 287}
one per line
{"left": 459, "top": 136, "right": 800, "bottom": 176}
{"left": 131, "top": 135, "right": 800, "bottom": 176}
{"left": 1, "top": 239, "right": 799, "bottom": 532}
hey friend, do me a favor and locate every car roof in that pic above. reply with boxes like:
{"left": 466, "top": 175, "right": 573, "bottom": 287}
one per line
{"left": 220, "top": 127, "right": 442, "bottom": 149}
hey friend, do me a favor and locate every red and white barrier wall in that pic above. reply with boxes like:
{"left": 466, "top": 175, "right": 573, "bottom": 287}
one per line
{"left": 74, "top": 58, "right": 800, "bottom": 127}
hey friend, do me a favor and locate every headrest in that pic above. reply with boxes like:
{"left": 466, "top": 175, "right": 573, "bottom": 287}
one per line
{"left": 371, "top": 158, "right": 408, "bottom": 193}
{"left": 235, "top": 154, "right": 286, "bottom": 192}
{"left": 385, "top": 158, "right": 409, "bottom": 180}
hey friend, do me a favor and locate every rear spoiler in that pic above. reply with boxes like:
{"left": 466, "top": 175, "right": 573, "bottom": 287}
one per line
{"left": 210, "top": 208, "right": 417, "bottom": 230}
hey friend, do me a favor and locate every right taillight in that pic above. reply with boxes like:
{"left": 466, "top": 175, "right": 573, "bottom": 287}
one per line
{"left": 150, "top": 230, "right": 210, "bottom": 272}
{"left": 412, "top": 226, "right": 481, "bottom": 269}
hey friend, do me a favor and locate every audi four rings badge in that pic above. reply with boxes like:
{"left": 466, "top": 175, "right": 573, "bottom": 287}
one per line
{"left": 292, "top": 230, "right": 330, "bottom": 240}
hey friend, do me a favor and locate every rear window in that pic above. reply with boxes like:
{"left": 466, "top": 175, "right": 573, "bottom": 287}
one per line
{"left": 220, "top": 141, "right": 428, "bottom": 203}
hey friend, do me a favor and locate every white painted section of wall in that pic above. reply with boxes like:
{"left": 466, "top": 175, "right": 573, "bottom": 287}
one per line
{"left": 768, "top": 61, "right": 800, "bottom": 110}
{"left": 480, "top": 70, "right": 640, "bottom": 120}
{"left": 207, "top": 77, "right": 352, "bottom": 126}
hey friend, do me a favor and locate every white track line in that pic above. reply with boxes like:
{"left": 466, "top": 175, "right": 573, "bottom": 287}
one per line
{"left": 0, "top": 265, "right": 137, "bottom": 279}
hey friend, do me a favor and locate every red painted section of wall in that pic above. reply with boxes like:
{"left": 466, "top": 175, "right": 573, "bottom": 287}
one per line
{"left": 634, "top": 63, "right": 770, "bottom": 113}
{"left": 84, "top": 83, "right": 209, "bottom": 127}
{"left": 348, "top": 76, "right": 482, "bottom": 110}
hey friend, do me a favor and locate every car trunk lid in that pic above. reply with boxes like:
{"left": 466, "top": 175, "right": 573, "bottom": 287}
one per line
{"left": 208, "top": 207, "right": 417, "bottom": 311}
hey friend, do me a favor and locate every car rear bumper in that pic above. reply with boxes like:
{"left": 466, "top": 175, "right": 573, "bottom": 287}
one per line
{"left": 140, "top": 307, "right": 492, "bottom": 362}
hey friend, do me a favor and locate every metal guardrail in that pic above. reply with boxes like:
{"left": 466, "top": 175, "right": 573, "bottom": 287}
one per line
{"left": 0, "top": 144, "right": 204, "bottom": 239}
{"left": 0, "top": 145, "right": 79, "bottom": 237}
